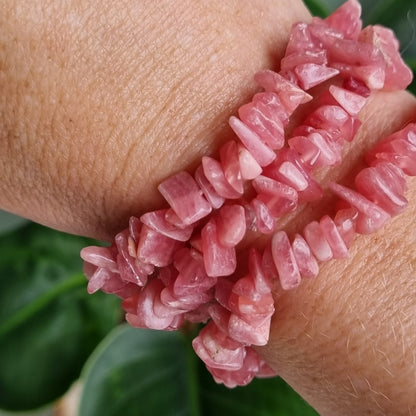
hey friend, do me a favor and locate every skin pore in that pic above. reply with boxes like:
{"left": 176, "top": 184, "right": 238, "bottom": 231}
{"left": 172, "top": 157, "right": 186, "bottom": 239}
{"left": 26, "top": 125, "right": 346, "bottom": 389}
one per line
{"left": 1, "top": 1, "right": 415, "bottom": 415}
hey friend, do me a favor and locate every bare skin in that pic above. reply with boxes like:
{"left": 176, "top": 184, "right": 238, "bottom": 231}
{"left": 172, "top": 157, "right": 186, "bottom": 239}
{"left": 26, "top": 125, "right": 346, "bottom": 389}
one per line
{"left": 1, "top": 1, "right": 415, "bottom": 414}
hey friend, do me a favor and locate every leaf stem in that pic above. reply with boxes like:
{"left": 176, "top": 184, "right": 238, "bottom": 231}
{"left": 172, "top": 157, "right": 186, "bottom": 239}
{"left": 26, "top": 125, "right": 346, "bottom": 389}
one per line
{"left": 0, "top": 272, "right": 86, "bottom": 336}
{"left": 184, "top": 333, "right": 202, "bottom": 416}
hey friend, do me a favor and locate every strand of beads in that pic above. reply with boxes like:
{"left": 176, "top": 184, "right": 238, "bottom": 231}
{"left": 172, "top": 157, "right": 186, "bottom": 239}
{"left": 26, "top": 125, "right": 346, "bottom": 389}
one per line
{"left": 195, "top": 122, "right": 416, "bottom": 387}
{"left": 80, "top": 0, "right": 414, "bottom": 388}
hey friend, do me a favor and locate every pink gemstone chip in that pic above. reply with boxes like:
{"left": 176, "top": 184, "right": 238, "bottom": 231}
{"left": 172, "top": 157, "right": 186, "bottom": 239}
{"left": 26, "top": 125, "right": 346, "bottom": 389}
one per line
{"left": 192, "top": 321, "right": 246, "bottom": 371}
{"left": 294, "top": 63, "right": 340, "bottom": 90}
{"left": 216, "top": 204, "right": 247, "bottom": 248}
{"left": 303, "top": 220, "right": 333, "bottom": 261}
{"left": 329, "top": 182, "right": 391, "bottom": 234}
{"left": 253, "top": 175, "right": 298, "bottom": 217}
{"left": 220, "top": 140, "right": 244, "bottom": 195}
{"left": 140, "top": 209, "right": 194, "bottom": 241}
{"left": 194, "top": 165, "right": 225, "bottom": 209}
{"left": 228, "top": 313, "right": 271, "bottom": 346}
{"left": 250, "top": 198, "right": 275, "bottom": 234}
{"left": 136, "top": 225, "right": 181, "bottom": 267}
{"left": 319, "top": 215, "right": 349, "bottom": 259}
{"left": 355, "top": 164, "right": 408, "bottom": 215}
{"left": 237, "top": 144, "right": 263, "bottom": 180}
{"left": 173, "top": 248, "right": 217, "bottom": 297}
{"left": 271, "top": 231, "right": 301, "bottom": 290}
{"left": 291, "top": 233, "right": 319, "bottom": 278}
{"left": 80, "top": 246, "right": 118, "bottom": 273}
{"left": 254, "top": 69, "right": 313, "bottom": 113}
{"left": 329, "top": 85, "right": 367, "bottom": 116}
{"left": 229, "top": 116, "right": 276, "bottom": 167}
{"left": 360, "top": 25, "right": 413, "bottom": 91}
{"left": 334, "top": 208, "right": 358, "bottom": 248}
{"left": 365, "top": 123, "right": 416, "bottom": 176}
{"left": 201, "top": 219, "right": 237, "bottom": 277}
{"left": 238, "top": 101, "right": 285, "bottom": 150}
{"left": 158, "top": 170, "right": 212, "bottom": 225}
{"left": 324, "top": 0, "right": 362, "bottom": 40}
{"left": 202, "top": 156, "right": 243, "bottom": 199}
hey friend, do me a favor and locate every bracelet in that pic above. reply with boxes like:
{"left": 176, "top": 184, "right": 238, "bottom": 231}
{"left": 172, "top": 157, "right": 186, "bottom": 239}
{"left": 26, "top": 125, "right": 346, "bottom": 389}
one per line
{"left": 80, "top": 0, "right": 415, "bottom": 388}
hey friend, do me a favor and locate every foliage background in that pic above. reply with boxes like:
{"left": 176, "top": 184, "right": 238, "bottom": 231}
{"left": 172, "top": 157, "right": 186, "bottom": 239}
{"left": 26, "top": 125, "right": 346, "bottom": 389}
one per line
{"left": 0, "top": 0, "right": 414, "bottom": 415}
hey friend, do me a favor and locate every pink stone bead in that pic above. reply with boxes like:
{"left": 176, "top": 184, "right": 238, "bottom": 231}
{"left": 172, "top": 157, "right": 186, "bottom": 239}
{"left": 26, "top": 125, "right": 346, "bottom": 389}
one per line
{"left": 261, "top": 244, "right": 279, "bottom": 283}
{"left": 216, "top": 204, "right": 246, "bottom": 248}
{"left": 129, "top": 216, "right": 142, "bottom": 243}
{"left": 80, "top": 246, "right": 118, "bottom": 273}
{"left": 214, "top": 276, "right": 234, "bottom": 310}
{"left": 194, "top": 165, "right": 225, "bottom": 209}
{"left": 360, "top": 25, "right": 413, "bottom": 91}
{"left": 281, "top": 49, "right": 327, "bottom": 72}
{"left": 237, "top": 144, "right": 263, "bottom": 180}
{"left": 115, "top": 230, "right": 152, "bottom": 286}
{"left": 271, "top": 231, "right": 301, "bottom": 290}
{"left": 294, "top": 63, "right": 340, "bottom": 90}
{"left": 284, "top": 22, "right": 317, "bottom": 56}
{"left": 263, "top": 149, "right": 323, "bottom": 202}
{"left": 334, "top": 207, "right": 358, "bottom": 248}
{"left": 328, "top": 85, "right": 367, "bottom": 116}
{"left": 324, "top": 0, "right": 362, "bottom": 40}
{"left": 250, "top": 198, "right": 275, "bottom": 234}
{"left": 208, "top": 303, "right": 231, "bottom": 334}
{"left": 308, "top": 19, "right": 345, "bottom": 49}
{"left": 252, "top": 92, "right": 291, "bottom": 127}
{"left": 253, "top": 69, "right": 312, "bottom": 113}
{"left": 288, "top": 135, "right": 321, "bottom": 168}
{"left": 306, "top": 105, "right": 350, "bottom": 132}
{"left": 343, "top": 76, "right": 371, "bottom": 97}
{"left": 201, "top": 219, "right": 237, "bottom": 277}
{"left": 160, "top": 283, "right": 213, "bottom": 311}
{"left": 140, "top": 209, "right": 194, "bottom": 241}
{"left": 229, "top": 116, "right": 276, "bottom": 167}
{"left": 365, "top": 123, "right": 416, "bottom": 176}
{"left": 320, "top": 215, "right": 349, "bottom": 259}
{"left": 248, "top": 248, "right": 273, "bottom": 295}
{"left": 355, "top": 164, "right": 408, "bottom": 215}
{"left": 328, "top": 39, "right": 386, "bottom": 89}
{"left": 252, "top": 175, "right": 298, "bottom": 217}
{"left": 192, "top": 321, "right": 246, "bottom": 371}
{"left": 291, "top": 233, "right": 319, "bottom": 278}
{"left": 290, "top": 130, "right": 342, "bottom": 167}
{"left": 208, "top": 347, "right": 263, "bottom": 388}
{"left": 173, "top": 248, "right": 217, "bottom": 297}
{"left": 125, "top": 279, "right": 183, "bottom": 330}
{"left": 329, "top": 182, "right": 391, "bottom": 234}
{"left": 228, "top": 276, "right": 274, "bottom": 320}
{"left": 228, "top": 313, "right": 271, "bottom": 346}
{"left": 202, "top": 156, "right": 242, "bottom": 199}
{"left": 220, "top": 140, "right": 244, "bottom": 195}
{"left": 85, "top": 266, "right": 113, "bottom": 294}
{"left": 238, "top": 101, "right": 285, "bottom": 150}
{"left": 136, "top": 225, "right": 180, "bottom": 267}
{"left": 303, "top": 220, "right": 333, "bottom": 261}
{"left": 158, "top": 170, "right": 212, "bottom": 225}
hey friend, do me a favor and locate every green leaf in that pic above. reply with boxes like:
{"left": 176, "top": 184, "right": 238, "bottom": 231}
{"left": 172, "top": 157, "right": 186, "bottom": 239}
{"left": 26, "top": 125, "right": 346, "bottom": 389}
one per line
{"left": 79, "top": 326, "right": 318, "bottom": 416}
{"left": 0, "top": 223, "right": 121, "bottom": 411}
{"left": 303, "top": 0, "right": 331, "bottom": 18}
{"left": 79, "top": 326, "right": 195, "bottom": 416}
